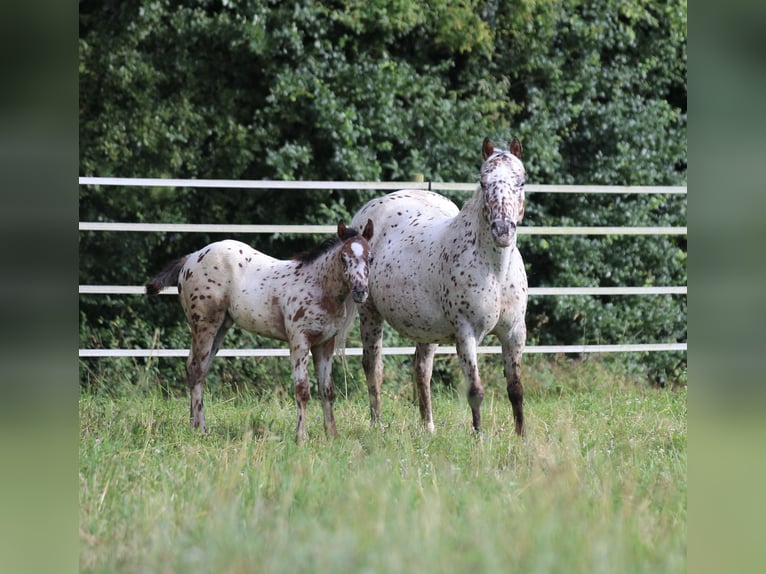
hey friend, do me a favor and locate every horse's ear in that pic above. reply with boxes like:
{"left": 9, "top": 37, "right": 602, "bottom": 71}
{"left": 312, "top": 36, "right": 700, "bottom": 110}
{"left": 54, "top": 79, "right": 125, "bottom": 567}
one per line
{"left": 482, "top": 137, "right": 494, "bottom": 161}
{"left": 337, "top": 220, "right": 347, "bottom": 238}
{"left": 510, "top": 137, "right": 522, "bottom": 159}
{"left": 362, "top": 218, "right": 374, "bottom": 241}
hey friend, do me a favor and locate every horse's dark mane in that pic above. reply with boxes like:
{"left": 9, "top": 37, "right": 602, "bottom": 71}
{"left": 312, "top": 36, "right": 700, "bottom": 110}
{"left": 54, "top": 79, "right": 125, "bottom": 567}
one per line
{"left": 292, "top": 226, "right": 362, "bottom": 264}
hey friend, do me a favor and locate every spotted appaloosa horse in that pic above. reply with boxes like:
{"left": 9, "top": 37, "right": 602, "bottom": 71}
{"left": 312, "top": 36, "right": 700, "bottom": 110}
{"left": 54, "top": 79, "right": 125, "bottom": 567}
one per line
{"left": 350, "top": 138, "right": 528, "bottom": 436}
{"left": 146, "top": 220, "right": 374, "bottom": 442}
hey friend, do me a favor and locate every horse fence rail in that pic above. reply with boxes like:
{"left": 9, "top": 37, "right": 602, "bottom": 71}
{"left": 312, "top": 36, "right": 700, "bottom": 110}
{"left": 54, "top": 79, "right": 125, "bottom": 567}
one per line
{"left": 79, "top": 343, "right": 687, "bottom": 359}
{"left": 79, "top": 177, "right": 687, "bottom": 358}
{"left": 79, "top": 285, "right": 687, "bottom": 296}
{"left": 79, "top": 221, "right": 687, "bottom": 236}
{"left": 78, "top": 177, "right": 687, "bottom": 195}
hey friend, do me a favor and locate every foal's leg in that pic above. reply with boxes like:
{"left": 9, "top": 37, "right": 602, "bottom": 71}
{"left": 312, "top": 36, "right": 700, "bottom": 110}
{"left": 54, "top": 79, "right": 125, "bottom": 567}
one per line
{"left": 359, "top": 304, "right": 385, "bottom": 424}
{"left": 414, "top": 343, "right": 437, "bottom": 432}
{"left": 311, "top": 338, "right": 338, "bottom": 438}
{"left": 499, "top": 321, "right": 526, "bottom": 437}
{"left": 454, "top": 328, "right": 484, "bottom": 433}
{"left": 289, "top": 336, "right": 312, "bottom": 443}
{"left": 186, "top": 312, "right": 233, "bottom": 433}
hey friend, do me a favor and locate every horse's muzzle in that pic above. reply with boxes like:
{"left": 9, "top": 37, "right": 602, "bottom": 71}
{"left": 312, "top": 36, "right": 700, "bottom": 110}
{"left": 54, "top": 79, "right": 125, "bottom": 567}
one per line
{"left": 352, "top": 287, "right": 369, "bottom": 304}
{"left": 491, "top": 220, "right": 516, "bottom": 248}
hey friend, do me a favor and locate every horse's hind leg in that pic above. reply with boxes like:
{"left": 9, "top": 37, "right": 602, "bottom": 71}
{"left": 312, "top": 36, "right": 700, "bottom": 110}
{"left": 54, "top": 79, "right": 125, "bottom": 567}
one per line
{"left": 359, "top": 304, "right": 384, "bottom": 424}
{"left": 414, "top": 343, "right": 437, "bottom": 432}
{"left": 499, "top": 322, "right": 526, "bottom": 437}
{"left": 186, "top": 311, "right": 233, "bottom": 433}
{"left": 312, "top": 339, "right": 337, "bottom": 438}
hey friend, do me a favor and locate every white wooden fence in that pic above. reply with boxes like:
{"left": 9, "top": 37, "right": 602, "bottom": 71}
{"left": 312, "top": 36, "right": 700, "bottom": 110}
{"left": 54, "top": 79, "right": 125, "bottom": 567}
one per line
{"left": 78, "top": 178, "right": 687, "bottom": 358}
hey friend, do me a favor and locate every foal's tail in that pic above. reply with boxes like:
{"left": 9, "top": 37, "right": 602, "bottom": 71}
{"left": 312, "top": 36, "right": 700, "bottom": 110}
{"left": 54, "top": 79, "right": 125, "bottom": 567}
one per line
{"left": 145, "top": 257, "right": 187, "bottom": 295}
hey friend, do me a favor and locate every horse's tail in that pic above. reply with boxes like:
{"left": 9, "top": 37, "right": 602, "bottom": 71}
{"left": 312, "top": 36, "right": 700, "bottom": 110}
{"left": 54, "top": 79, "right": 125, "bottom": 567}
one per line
{"left": 145, "top": 256, "right": 187, "bottom": 295}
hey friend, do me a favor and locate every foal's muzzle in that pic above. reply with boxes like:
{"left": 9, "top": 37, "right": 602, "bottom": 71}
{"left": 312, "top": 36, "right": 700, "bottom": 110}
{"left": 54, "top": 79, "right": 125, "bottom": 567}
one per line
{"left": 490, "top": 220, "right": 516, "bottom": 248}
{"left": 352, "top": 286, "right": 369, "bottom": 304}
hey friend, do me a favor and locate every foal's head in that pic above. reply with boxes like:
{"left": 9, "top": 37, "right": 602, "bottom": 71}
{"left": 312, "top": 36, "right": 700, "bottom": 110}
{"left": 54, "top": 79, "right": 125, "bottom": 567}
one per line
{"left": 337, "top": 219, "right": 374, "bottom": 304}
{"left": 480, "top": 137, "right": 526, "bottom": 248}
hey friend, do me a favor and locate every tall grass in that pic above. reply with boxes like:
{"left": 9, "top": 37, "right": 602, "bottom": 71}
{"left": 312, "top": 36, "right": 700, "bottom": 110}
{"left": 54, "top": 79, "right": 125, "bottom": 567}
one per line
{"left": 80, "top": 357, "right": 686, "bottom": 573}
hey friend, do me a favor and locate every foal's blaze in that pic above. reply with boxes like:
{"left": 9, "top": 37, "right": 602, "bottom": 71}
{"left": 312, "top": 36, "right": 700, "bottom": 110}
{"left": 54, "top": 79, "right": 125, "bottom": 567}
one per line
{"left": 350, "top": 137, "right": 528, "bottom": 437}
{"left": 339, "top": 219, "right": 374, "bottom": 304}
{"left": 146, "top": 219, "right": 374, "bottom": 443}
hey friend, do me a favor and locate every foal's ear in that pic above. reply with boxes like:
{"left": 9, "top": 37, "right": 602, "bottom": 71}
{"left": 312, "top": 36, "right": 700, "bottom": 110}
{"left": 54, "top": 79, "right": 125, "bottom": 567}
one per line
{"left": 337, "top": 220, "right": 348, "bottom": 238}
{"left": 362, "top": 218, "right": 374, "bottom": 241}
{"left": 482, "top": 137, "right": 495, "bottom": 161}
{"left": 510, "top": 137, "right": 523, "bottom": 159}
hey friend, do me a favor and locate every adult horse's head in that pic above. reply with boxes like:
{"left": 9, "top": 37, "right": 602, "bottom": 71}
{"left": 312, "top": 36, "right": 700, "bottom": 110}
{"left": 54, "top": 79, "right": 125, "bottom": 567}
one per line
{"left": 338, "top": 219, "right": 374, "bottom": 304}
{"left": 480, "top": 137, "right": 526, "bottom": 248}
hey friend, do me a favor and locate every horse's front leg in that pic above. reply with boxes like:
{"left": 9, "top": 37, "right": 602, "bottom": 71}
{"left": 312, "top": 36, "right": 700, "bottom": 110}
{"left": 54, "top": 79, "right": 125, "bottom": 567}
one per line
{"left": 499, "top": 320, "right": 526, "bottom": 437}
{"left": 289, "top": 338, "right": 312, "bottom": 443}
{"left": 455, "top": 328, "right": 484, "bottom": 433}
{"left": 414, "top": 343, "right": 437, "bottom": 432}
{"left": 311, "top": 338, "right": 338, "bottom": 438}
{"left": 359, "top": 304, "right": 384, "bottom": 424}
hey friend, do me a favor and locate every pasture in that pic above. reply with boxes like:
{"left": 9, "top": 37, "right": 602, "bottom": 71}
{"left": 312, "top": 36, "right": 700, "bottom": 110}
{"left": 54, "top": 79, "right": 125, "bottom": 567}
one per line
{"left": 79, "top": 357, "right": 686, "bottom": 573}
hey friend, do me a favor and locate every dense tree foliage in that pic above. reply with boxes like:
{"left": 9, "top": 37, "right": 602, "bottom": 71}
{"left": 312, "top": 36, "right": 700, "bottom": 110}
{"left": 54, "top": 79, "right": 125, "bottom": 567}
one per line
{"left": 79, "top": 0, "right": 686, "bottom": 390}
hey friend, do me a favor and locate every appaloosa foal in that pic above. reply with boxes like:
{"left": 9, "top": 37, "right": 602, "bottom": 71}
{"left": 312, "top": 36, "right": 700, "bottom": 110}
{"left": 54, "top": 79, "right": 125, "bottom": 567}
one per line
{"left": 146, "top": 220, "right": 374, "bottom": 442}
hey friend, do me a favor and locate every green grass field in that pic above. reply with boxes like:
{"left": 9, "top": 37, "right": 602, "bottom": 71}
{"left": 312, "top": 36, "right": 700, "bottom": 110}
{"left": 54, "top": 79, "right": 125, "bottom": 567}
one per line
{"left": 79, "top": 358, "right": 686, "bottom": 573}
